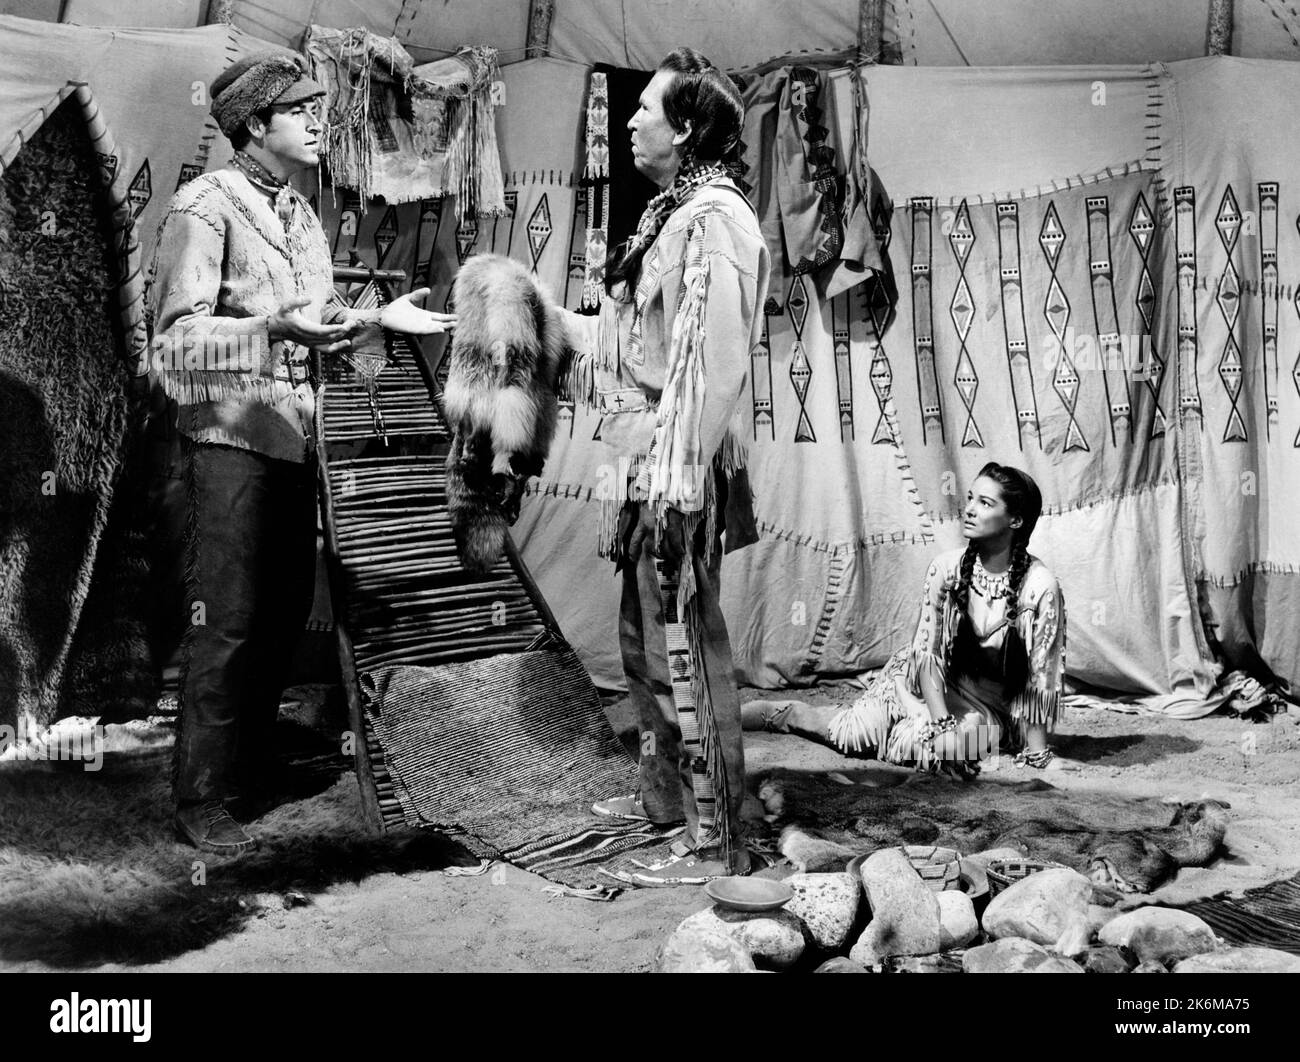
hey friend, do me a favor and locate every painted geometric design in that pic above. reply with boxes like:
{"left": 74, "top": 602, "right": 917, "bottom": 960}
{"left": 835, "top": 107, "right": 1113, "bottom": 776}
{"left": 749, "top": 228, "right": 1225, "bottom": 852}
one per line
{"left": 127, "top": 159, "right": 152, "bottom": 220}
{"left": 1174, "top": 187, "right": 1202, "bottom": 418}
{"left": 568, "top": 249, "right": 587, "bottom": 283}
{"left": 498, "top": 188, "right": 519, "bottom": 257}
{"left": 1039, "top": 201, "right": 1088, "bottom": 452}
{"left": 454, "top": 215, "right": 480, "bottom": 266}
{"left": 787, "top": 273, "right": 811, "bottom": 336}
{"left": 1258, "top": 182, "right": 1279, "bottom": 437}
{"left": 1295, "top": 212, "right": 1300, "bottom": 447}
{"left": 412, "top": 198, "right": 444, "bottom": 292}
{"left": 332, "top": 192, "right": 361, "bottom": 261}
{"left": 526, "top": 194, "right": 552, "bottom": 271}
{"left": 867, "top": 338, "right": 892, "bottom": 445}
{"left": 373, "top": 205, "right": 398, "bottom": 267}
{"left": 831, "top": 294, "right": 855, "bottom": 442}
{"left": 995, "top": 202, "right": 1041, "bottom": 449}
{"left": 97, "top": 152, "right": 118, "bottom": 187}
{"left": 787, "top": 275, "right": 816, "bottom": 443}
{"left": 909, "top": 197, "right": 944, "bottom": 444}
{"left": 1128, "top": 192, "right": 1166, "bottom": 438}
{"left": 1086, "top": 196, "right": 1133, "bottom": 445}
{"left": 752, "top": 315, "right": 775, "bottom": 441}
{"left": 1214, "top": 185, "right": 1247, "bottom": 442}
{"left": 789, "top": 343, "right": 816, "bottom": 443}
{"left": 864, "top": 195, "right": 895, "bottom": 445}
{"left": 947, "top": 200, "right": 982, "bottom": 447}
{"left": 488, "top": 184, "right": 518, "bottom": 255}
{"left": 176, "top": 163, "right": 204, "bottom": 191}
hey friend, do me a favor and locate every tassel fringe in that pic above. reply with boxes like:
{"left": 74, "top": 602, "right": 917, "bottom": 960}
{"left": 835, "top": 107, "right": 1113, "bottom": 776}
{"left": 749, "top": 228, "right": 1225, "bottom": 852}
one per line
{"left": 308, "top": 30, "right": 505, "bottom": 220}
{"left": 156, "top": 369, "right": 296, "bottom": 407}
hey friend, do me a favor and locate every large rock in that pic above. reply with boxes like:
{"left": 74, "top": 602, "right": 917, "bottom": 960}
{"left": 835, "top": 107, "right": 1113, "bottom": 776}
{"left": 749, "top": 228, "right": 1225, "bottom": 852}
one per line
{"left": 937, "top": 889, "right": 979, "bottom": 950}
{"left": 1132, "top": 960, "right": 1167, "bottom": 973}
{"left": 1052, "top": 911, "right": 1093, "bottom": 957}
{"left": 815, "top": 957, "right": 870, "bottom": 974}
{"left": 1082, "top": 945, "right": 1137, "bottom": 974}
{"left": 963, "top": 937, "right": 1084, "bottom": 974}
{"left": 983, "top": 868, "right": 1093, "bottom": 946}
{"left": 1087, "top": 903, "right": 1122, "bottom": 936}
{"left": 785, "top": 872, "right": 861, "bottom": 951}
{"left": 1098, "top": 908, "right": 1220, "bottom": 966}
{"left": 1174, "top": 947, "right": 1300, "bottom": 974}
{"left": 850, "top": 848, "right": 941, "bottom": 967}
{"left": 677, "top": 906, "right": 807, "bottom": 970}
{"left": 655, "top": 924, "right": 756, "bottom": 973}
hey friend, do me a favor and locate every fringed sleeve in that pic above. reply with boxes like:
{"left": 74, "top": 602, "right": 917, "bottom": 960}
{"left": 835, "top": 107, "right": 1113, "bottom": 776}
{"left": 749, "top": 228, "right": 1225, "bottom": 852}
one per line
{"left": 146, "top": 194, "right": 284, "bottom": 406}
{"left": 553, "top": 307, "right": 602, "bottom": 410}
{"left": 904, "top": 550, "right": 962, "bottom": 697}
{"left": 1009, "top": 565, "right": 1067, "bottom": 732}
{"left": 640, "top": 212, "right": 758, "bottom": 519}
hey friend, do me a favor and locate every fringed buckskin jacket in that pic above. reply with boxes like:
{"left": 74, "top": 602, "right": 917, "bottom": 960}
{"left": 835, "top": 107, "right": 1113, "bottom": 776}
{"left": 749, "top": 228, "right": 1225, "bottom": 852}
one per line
{"left": 564, "top": 177, "right": 772, "bottom": 565}
{"left": 146, "top": 167, "right": 382, "bottom": 463}
{"left": 909, "top": 546, "right": 1068, "bottom": 727}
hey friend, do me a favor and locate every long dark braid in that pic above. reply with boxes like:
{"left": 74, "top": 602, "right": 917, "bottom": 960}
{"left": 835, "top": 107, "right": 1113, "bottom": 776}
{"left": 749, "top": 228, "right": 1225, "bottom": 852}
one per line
{"left": 954, "top": 543, "right": 978, "bottom": 612}
{"left": 953, "top": 462, "right": 1044, "bottom": 694}
{"left": 1004, "top": 538, "right": 1033, "bottom": 614}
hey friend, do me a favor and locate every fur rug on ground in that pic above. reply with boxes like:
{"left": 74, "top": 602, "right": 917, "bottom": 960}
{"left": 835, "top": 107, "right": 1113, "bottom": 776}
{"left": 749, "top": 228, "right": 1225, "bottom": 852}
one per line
{"left": 0, "top": 99, "right": 155, "bottom": 728}
{"left": 0, "top": 720, "right": 476, "bottom": 968}
{"left": 752, "top": 767, "right": 1236, "bottom": 897}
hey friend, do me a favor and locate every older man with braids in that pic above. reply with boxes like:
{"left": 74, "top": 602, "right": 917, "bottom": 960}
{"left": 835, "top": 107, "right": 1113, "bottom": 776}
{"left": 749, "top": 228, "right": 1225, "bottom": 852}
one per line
{"left": 743, "top": 463, "right": 1067, "bottom": 774}
{"left": 560, "top": 48, "right": 770, "bottom": 883}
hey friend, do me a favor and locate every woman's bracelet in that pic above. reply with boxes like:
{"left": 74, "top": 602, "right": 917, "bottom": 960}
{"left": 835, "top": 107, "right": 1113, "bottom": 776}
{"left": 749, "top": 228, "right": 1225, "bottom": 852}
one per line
{"left": 922, "top": 716, "right": 959, "bottom": 743}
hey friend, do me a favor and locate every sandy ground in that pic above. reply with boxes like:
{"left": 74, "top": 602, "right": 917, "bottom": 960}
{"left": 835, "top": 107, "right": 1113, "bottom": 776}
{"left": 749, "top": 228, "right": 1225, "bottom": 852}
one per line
{"left": 58, "top": 688, "right": 1298, "bottom": 974}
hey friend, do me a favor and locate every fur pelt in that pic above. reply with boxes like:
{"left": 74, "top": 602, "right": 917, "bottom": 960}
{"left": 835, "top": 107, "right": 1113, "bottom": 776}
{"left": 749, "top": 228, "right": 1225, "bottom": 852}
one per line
{"left": 1088, "top": 798, "right": 1231, "bottom": 894}
{"left": 443, "top": 254, "right": 566, "bottom": 572}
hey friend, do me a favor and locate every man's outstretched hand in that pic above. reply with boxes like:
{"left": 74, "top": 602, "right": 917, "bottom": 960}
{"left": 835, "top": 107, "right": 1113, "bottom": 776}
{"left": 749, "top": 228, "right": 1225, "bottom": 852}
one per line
{"left": 268, "top": 296, "right": 358, "bottom": 352}
{"left": 379, "top": 288, "right": 457, "bottom": 334}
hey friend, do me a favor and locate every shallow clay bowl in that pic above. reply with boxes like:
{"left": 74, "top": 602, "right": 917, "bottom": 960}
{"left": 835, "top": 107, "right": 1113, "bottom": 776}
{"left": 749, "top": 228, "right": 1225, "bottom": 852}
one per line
{"left": 705, "top": 876, "right": 795, "bottom": 912}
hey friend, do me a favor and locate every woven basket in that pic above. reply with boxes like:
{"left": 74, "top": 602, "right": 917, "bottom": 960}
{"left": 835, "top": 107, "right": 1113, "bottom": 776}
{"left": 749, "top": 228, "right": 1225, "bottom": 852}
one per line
{"left": 985, "top": 858, "right": 1070, "bottom": 898}
{"left": 900, "top": 845, "right": 962, "bottom": 892}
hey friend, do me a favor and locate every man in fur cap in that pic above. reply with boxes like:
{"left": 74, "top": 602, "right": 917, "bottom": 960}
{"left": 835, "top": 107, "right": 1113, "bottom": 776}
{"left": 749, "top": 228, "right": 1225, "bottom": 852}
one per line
{"left": 564, "top": 48, "right": 771, "bottom": 883}
{"left": 147, "top": 52, "right": 454, "bottom": 853}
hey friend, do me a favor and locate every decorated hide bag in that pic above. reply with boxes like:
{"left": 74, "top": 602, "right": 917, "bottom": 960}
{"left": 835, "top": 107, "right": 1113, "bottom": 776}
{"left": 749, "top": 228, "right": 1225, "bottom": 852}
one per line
{"left": 443, "top": 254, "right": 566, "bottom": 572}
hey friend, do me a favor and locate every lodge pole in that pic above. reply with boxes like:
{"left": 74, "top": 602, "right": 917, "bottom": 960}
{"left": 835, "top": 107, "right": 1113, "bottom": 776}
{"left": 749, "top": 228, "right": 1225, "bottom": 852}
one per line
{"left": 858, "top": 0, "right": 885, "bottom": 64}
{"left": 204, "top": 0, "right": 234, "bottom": 25}
{"left": 1206, "top": 0, "right": 1233, "bottom": 55}
{"left": 526, "top": 0, "right": 556, "bottom": 60}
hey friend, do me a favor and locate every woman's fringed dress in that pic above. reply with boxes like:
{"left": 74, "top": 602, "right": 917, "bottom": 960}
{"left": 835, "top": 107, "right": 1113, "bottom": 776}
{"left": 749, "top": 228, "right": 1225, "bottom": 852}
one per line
{"left": 829, "top": 547, "right": 1067, "bottom": 767}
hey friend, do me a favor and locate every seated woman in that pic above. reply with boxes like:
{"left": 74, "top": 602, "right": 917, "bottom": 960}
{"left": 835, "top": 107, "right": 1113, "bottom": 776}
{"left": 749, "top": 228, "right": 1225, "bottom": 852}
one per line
{"left": 742, "top": 462, "right": 1066, "bottom": 772}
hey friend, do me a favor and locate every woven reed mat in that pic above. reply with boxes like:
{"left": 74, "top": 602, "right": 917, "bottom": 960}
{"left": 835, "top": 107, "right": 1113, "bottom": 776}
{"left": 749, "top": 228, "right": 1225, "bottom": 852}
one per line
{"left": 361, "top": 647, "right": 675, "bottom": 887}
{"left": 1175, "top": 872, "right": 1300, "bottom": 954}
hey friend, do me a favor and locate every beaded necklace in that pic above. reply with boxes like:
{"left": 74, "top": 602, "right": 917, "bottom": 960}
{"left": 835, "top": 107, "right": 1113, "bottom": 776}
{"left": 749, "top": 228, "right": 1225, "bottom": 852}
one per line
{"left": 971, "top": 555, "right": 1010, "bottom": 600}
